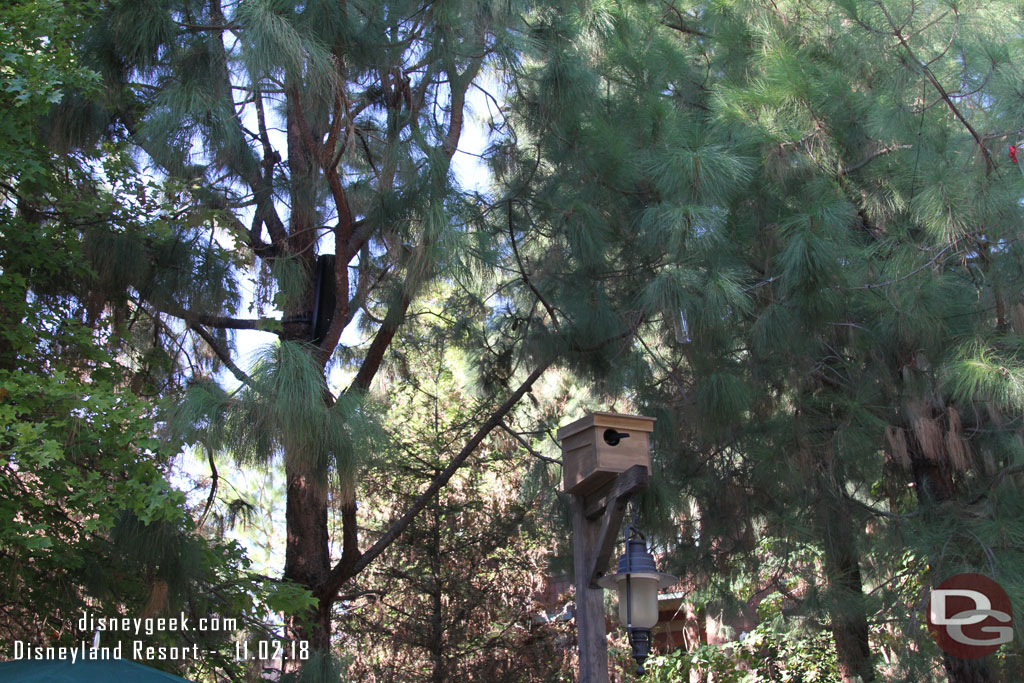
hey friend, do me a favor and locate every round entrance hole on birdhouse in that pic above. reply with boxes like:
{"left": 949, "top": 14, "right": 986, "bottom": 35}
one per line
{"left": 556, "top": 412, "right": 655, "bottom": 495}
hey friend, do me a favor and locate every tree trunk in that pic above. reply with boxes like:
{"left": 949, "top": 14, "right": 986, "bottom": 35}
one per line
{"left": 802, "top": 433, "right": 875, "bottom": 683}
{"left": 820, "top": 491, "right": 875, "bottom": 683}
{"left": 283, "top": 460, "right": 331, "bottom": 655}
{"left": 279, "top": 69, "right": 334, "bottom": 664}
{"left": 911, "top": 459, "right": 994, "bottom": 683}
{"left": 429, "top": 507, "right": 445, "bottom": 683}
{"left": 942, "top": 655, "right": 993, "bottom": 683}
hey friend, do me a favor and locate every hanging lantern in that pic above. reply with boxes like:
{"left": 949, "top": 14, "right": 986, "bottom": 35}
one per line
{"left": 597, "top": 527, "right": 676, "bottom": 676}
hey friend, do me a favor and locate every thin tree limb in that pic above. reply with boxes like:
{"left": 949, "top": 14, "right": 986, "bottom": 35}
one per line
{"left": 840, "top": 144, "right": 913, "bottom": 175}
{"left": 498, "top": 421, "right": 561, "bottom": 465}
{"left": 187, "top": 322, "right": 253, "bottom": 386}
{"left": 874, "top": 0, "right": 994, "bottom": 173}
{"left": 320, "top": 362, "right": 552, "bottom": 601}
{"left": 347, "top": 290, "right": 412, "bottom": 392}
{"left": 197, "top": 444, "right": 219, "bottom": 531}
{"left": 153, "top": 298, "right": 274, "bottom": 331}
{"left": 342, "top": 51, "right": 482, "bottom": 385}
{"left": 508, "top": 202, "right": 561, "bottom": 332}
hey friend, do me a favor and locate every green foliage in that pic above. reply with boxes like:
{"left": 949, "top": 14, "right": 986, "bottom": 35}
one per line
{"left": 509, "top": 0, "right": 1024, "bottom": 680}
{"left": 0, "top": 0, "right": 101, "bottom": 181}
{"left": 0, "top": 307, "right": 271, "bottom": 679}
{"left": 266, "top": 580, "right": 320, "bottom": 617}
{"left": 943, "top": 338, "right": 1024, "bottom": 412}
{"left": 643, "top": 590, "right": 842, "bottom": 683}
{"left": 339, "top": 299, "right": 573, "bottom": 681}
{"left": 0, "top": 2, "right": 278, "bottom": 679}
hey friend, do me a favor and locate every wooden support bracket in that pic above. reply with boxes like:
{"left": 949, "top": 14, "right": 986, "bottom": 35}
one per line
{"left": 583, "top": 465, "right": 649, "bottom": 588}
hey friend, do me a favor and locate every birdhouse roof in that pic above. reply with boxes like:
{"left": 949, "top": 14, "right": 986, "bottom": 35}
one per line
{"left": 555, "top": 412, "right": 656, "bottom": 441}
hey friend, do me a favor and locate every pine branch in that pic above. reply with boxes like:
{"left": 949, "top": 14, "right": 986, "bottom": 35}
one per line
{"left": 253, "top": 87, "right": 289, "bottom": 248}
{"left": 346, "top": 289, "right": 412, "bottom": 392}
{"left": 337, "top": 51, "right": 482, "bottom": 378}
{"left": 660, "top": 0, "right": 711, "bottom": 38}
{"left": 197, "top": 445, "right": 219, "bottom": 531}
{"left": 875, "top": 1, "right": 994, "bottom": 173}
{"left": 324, "top": 90, "right": 346, "bottom": 167}
{"left": 152, "top": 298, "right": 274, "bottom": 331}
{"left": 981, "top": 128, "right": 1024, "bottom": 142}
{"left": 843, "top": 492, "right": 919, "bottom": 520}
{"left": 498, "top": 421, "right": 561, "bottom": 465}
{"left": 344, "top": 219, "right": 373, "bottom": 260}
{"left": 320, "top": 362, "right": 552, "bottom": 601}
{"left": 187, "top": 322, "right": 253, "bottom": 386}
{"left": 508, "top": 202, "right": 561, "bottom": 332}
{"left": 336, "top": 479, "right": 360, "bottom": 579}
{"left": 441, "top": 56, "right": 484, "bottom": 160}
{"left": 967, "top": 464, "right": 1024, "bottom": 505}
{"left": 339, "top": 254, "right": 386, "bottom": 332}
{"left": 210, "top": 0, "right": 291, "bottom": 254}
{"left": 846, "top": 238, "right": 962, "bottom": 290}
{"left": 840, "top": 144, "right": 913, "bottom": 175}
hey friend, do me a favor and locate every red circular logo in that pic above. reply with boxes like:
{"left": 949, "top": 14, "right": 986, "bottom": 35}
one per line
{"left": 927, "top": 573, "right": 1014, "bottom": 659}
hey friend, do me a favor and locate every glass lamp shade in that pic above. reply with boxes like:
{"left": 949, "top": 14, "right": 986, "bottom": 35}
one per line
{"left": 615, "top": 574, "right": 659, "bottom": 628}
{"left": 596, "top": 538, "right": 677, "bottom": 628}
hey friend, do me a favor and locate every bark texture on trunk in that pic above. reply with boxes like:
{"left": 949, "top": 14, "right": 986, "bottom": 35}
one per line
{"left": 283, "top": 463, "right": 331, "bottom": 654}
{"left": 942, "top": 655, "right": 994, "bottom": 683}
{"left": 279, "top": 70, "right": 334, "bottom": 661}
{"left": 429, "top": 510, "right": 445, "bottom": 683}
{"left": 801, "top": 428, "right": 875, "bottom": 683}
{"left": 820, "top": 491, "right": 875, "bottom": 683}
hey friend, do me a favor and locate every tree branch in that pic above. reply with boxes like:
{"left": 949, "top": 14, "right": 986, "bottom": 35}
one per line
{"left": 153, "top": 298, "right": 274, "bottom": 331}
{"left": 840, "top": 144, "right": 913, "bottom": 175}
{"left": 508, "top": 201, "right": 561, "bottom": 332}
{"left": 346, "top": 290, "right": 412, "bottom": 392}
{"left": 876, "top": 1, "right": 994, "bottom": 173}
{"left": 320, "top": 362, "right": 552, "bottom": 601}
{"left": 187, "top": 322, "right": 253, "bottom": 386}
{"left": 252, "top": 87, "right": 288, "bottom": 247}
{"left": 498, "top": 421, "right": 561, "bottom": 465}
{"left": 197, "top": 444, "right": 219, "bottom": 531}
{"left": 441, "top": 56, "right": 483, "bottom": 160}
{"left": 659, "top": 0, "right": 710, "bottom": 39}
{"left": 340, "top": 50, "right": 483, "bottom": 383}
{"left": 344, "top": 219, "right": 373, "bottom": 261}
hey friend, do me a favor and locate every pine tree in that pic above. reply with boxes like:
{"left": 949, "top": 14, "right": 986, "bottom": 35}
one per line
{"left": 30, "top": 0, "right": 1024, "bottom": 679}
{"left": 60, "top": 0, "right": 564, "bottom": 670}
{"left": 505, "top": 1, "right": 1024, "bottom": 681}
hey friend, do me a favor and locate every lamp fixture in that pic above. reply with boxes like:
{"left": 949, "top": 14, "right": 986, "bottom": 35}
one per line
{"left": 596, "top": 525, "right": 676, "bottom": 676}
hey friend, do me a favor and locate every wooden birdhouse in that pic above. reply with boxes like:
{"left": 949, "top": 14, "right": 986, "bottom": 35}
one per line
{"left": 557, "top": 412, "right": 655, "bottom": 495}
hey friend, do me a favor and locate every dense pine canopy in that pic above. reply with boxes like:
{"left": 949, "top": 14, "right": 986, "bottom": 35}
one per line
{"left": 4, "top": 0, "right": 1024, "bottom": 681}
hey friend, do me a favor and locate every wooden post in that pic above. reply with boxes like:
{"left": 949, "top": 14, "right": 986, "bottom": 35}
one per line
{"left": 559, "top": 412, "right": 655, "bottom": 683}
{"left": 569, "top": 466, "right": 650, "bottom": 681}
{"left": 572, "top": 494, "right": 610, "bottom": 683}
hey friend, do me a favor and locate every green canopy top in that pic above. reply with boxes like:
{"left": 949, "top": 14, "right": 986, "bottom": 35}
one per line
{"left": 0, "top": 659, "right": 195, "bottom": 682}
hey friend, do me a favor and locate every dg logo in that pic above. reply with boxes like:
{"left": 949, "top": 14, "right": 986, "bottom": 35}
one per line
{"left": 928, "top": 573, "right": 1014, "bottom": 659}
